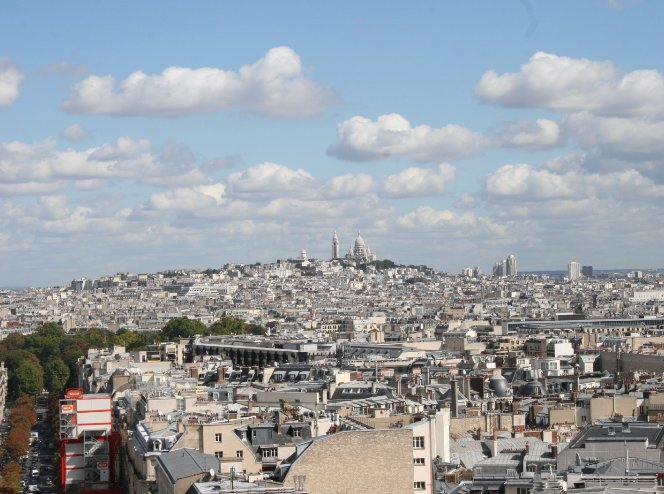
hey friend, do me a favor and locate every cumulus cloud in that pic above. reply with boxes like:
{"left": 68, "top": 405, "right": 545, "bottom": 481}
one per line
{"left": 62, "top": 47, "right": 338, "bottom": 118}
{"left": 494, "top": 119, "right": 564, "bottom": 150}
{"left": 0, "top": 137, "right": 210, "bottom": 195}
{"left": 149, "top": 183, "right": 227, "bottom": 211}
{"left": 322, "top": 173, "right": 375, "bottom": 198}
{"left": 475, "top": 52, "right": 664, "bottom": 117}
{"left": 0, "top": 57, "right": 23, "bottom": 107}
{"left": 484, "top": 163, "right": 575, "bottom": 199}
{"left": 60, "top": 123, "right": 88, "bottom": 141}
{"left": 327, "top": 113, "right": 486, "bottom": 162}
{"left": 395, "top": 206, "right": 507, "bottom": 237}
{"left": 484, "top": 162, "right": 664, "bottom": 203}
{"left": 383, "top": 163, "right": 456, "bottom": 198}
{"left": 228, "top": 162, "right": 318, "bottom": 195}
{"left": 565, "top": 112, "right": 664, "bottom": 164}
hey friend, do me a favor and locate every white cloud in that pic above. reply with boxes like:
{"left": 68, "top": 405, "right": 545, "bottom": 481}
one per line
{"left": 0, "top": 181, "right": 63, "bottom": 197}
{"left": 0, "top": 137, "right": 210, "bottom": 194}
{"left": 475, "top": 52, "right": 664, "bottom": 117}
{"left": 327, "top": 113, "right": 486, "bottom": 162}
{"left": 484, "top": 162, "right": 664, "bottom": 203}
{"left": 228, "top": 162, "right": 318, "bottom": 195}
{"left": 383, "top": 163, "right": 456, "bottom": 198}
{"left": 62, "top": 47, "right": 338, "bottom": 118}
{"left": 484, "top": 163, "right": 575, "bottom": 199}
{"left": 0, "top": 57, "right": 23, "bottom": 107}
{"left": 565, "top": 112, "right": 664, "bottom": 164}
{"left": 495, "top": 119, "right": 563, "bottom": 150}
{"left": 323, "top": 173, "right": 375, "bottom": 198}
{"left": 149, "top": 183, "right": 226, "bottom": 211}
{"left": 60, "top": 123, "right": 88, "bottom": 141}
{"left": 395, "top": 206, "right": 507, "bottom": 237}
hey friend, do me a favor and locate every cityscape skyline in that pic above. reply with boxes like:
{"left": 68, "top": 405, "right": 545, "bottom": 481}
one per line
{"left": 1, "top": 2, "right": 664, "bottom": 287}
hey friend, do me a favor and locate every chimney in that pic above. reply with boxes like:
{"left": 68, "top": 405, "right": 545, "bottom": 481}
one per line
{"left": 216, "top": 366, "right": 226, "bottom": 383}
{"left": 489, "top": 433, "right": 498, "bottom": 457}
{"left": 462, "top": 376, "right": 471, "bottom": 399}
{"left": 450, "top": 376, "right": 459, "bottom": 418}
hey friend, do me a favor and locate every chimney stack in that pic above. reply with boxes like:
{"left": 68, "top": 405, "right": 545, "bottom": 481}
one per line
{"left": 450, "top": 376, "right": 459, "bottom": 418}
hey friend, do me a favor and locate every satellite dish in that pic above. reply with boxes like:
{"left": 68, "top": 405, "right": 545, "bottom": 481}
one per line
{"left": 209, "top": 468, "right": 216, "bottom": 480}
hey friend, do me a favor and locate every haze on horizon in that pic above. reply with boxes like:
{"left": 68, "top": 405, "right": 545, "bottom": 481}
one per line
{"left": 1, "top": 1, "right": 663, "bottom": 288}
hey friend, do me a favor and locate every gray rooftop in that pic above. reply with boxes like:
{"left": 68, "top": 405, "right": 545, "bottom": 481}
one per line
{"left": 156, "top": 448, "right": 219, "bottom": 484}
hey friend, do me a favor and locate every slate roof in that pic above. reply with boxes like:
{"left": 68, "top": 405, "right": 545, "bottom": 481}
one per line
{"left": 588, "top": 456, "right": 664, "bottom": 476}
{"left": 156, "top": 448, "right": 219, "bottom": 484}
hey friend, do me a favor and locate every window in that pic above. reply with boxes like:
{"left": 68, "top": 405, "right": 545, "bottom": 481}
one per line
{"left": 414, "top": 457, "right": 425, "bottom": 465}
{"left": 240, "top": 431, "right": 247, "bottom": 440}
{"left": 414, "top": 481, "right": 426, "bottom": 490}
{"left": 413, "top": 436, "right": 425, "bottom": 449}
{"left": 214, "top": 451, "right": 223, "bottom": 459}
{"left": 292, "top": 428, "right": 301, "bottom": 438}
{"left": 517, "top": 488, "right": 531, "bottom": 494}
{"left": 236, "top": 450, "right": 243, "bottom": 459}
{"left": 262, "top": 448, "right": 277, "bottom": 458}
{"left": 252, "top": 429, "right": 257, "bottom": 439}
{"left": 215, "top": 433, "right": 222, "bottom": 443}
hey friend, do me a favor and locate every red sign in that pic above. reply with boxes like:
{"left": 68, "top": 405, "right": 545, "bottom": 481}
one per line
{"left": 61, "top": 404, "right": 74, "bottom": 413}
{"left": 65, "top": 388, "right": 84, "bottom": 399}
{"left": 97, "top": 461, "right": 108, "bottom": 469}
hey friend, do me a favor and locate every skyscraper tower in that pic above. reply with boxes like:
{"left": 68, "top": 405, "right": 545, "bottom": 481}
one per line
{"left": 332, "top": 231, "right": 339, "bottom": 259}
{"left": 506, "top": 254, "right": 517, "bottom": 276}
{"left": 568, "top": 261, "right": 581, "bottom": 281}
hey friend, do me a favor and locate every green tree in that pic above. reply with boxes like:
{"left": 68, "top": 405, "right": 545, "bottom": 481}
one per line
{"left": 208, "top": 317, "right": 247, "bottom": 335}
{"left": 247, "top": 324, "right": 266, "bottom": 336}
{"left": 161, "top": 317, "right": 206, "bottom": 340}
{"left": 60, "top": 336, "right": 91, "bottom": 369}
{"left": 77, "top": 328, "right": 117, "bottom": 347}
{"left": 0, "top": 349, "right": 39, "bottom": 373}
{"left": 10, "top": 360, "right": 44, "bottom": 397}
{"left": 0, "top": 333, "right": 25, "bottom": 352}
{"left": 117, "top": 330, "right": 161, "bottom": 351}
{"left": 25, "top": 322, "right": 66, "bottom": 363}
{"left": 35, "top": 321, "right": 65, "bottom": 339}
{"left": 44, "top": 358, "right": 70, "bottom": 393}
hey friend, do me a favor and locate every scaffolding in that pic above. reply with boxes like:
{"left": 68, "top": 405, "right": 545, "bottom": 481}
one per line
{"left": 83, "top": 429, "right": 110, "bottom": 483}
{"left": 60, "top": 398, "right": 77, "bottom": 439}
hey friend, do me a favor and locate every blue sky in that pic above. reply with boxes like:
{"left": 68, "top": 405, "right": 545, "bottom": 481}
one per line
{"left": 1, "top": 1, "right": 663, "bottom": 286}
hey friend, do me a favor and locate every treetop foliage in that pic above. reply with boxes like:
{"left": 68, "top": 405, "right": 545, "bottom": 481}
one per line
{"left": 0, "top": 315, "right": 265, "bottom": 399}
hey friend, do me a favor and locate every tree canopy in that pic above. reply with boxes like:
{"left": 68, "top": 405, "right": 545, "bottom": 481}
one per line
{"left": 161, "top": 317, "right": 207, "bottom": 340}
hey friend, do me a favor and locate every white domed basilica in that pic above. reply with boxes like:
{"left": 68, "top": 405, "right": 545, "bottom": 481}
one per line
{"left": 331, "top": 231, "right": 376, "bottom": 263}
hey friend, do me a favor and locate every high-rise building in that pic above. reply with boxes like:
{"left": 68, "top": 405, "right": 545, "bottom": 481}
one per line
{"left": 568, "top": 261, "right": 581, "bottom": 281}
{"left": 493, "top": 255, "right": 517, "bottom": 277}
{"left": 332, "top": 231, "right": 339, "bottom": 259}
{"left": 506, "top": 254, "right": 517, "bottom": 276}
{"left": 582, "top": 265, "right": 593, "bottom": 277}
